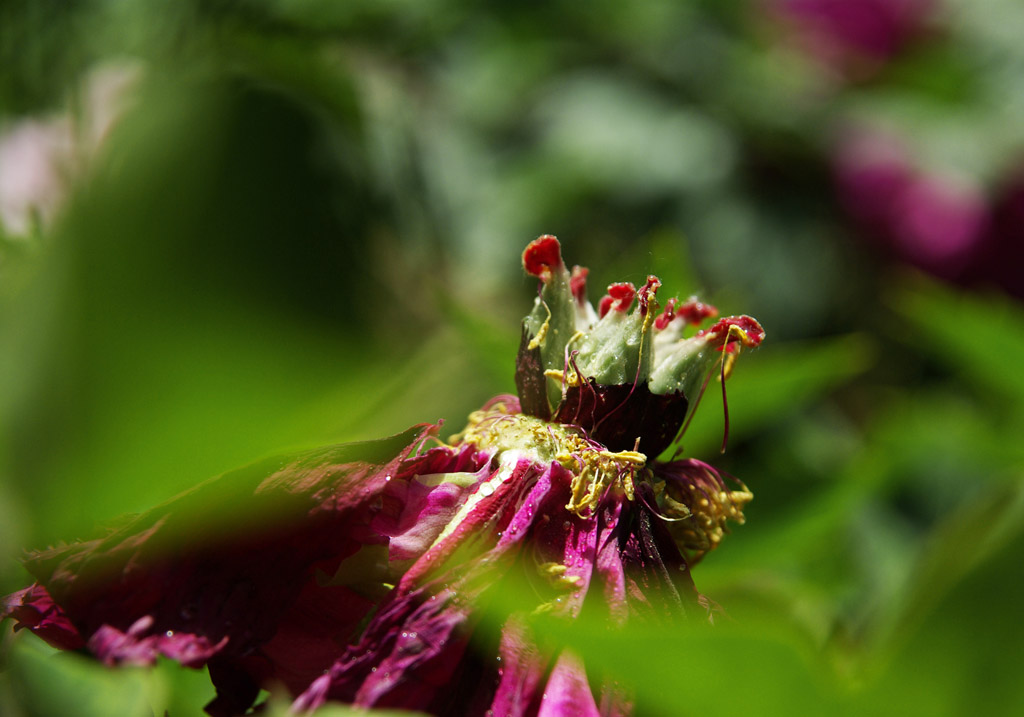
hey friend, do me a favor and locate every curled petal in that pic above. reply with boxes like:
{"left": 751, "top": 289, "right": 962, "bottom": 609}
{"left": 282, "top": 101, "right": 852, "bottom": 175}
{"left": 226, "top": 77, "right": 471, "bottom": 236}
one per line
{"left": 2, "top": 583, "right": 84, "bottom": 650}
{"left": 88, "top": 616, "right": 228, "bottom": 668}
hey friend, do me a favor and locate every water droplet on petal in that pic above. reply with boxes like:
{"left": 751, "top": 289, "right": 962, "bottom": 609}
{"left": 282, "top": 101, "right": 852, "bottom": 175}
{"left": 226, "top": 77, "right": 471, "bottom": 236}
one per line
{"left": 164, "top": 630, "right": 174, "bottom": 638}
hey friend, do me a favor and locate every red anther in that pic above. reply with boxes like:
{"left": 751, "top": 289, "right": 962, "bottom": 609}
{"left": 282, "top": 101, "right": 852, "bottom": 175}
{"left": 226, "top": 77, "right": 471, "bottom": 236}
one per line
{"left": 598, "top": 282, "right": 636, "bottom": 318}
{"left": 522, "top": 235, "right": 563, "bottom": 280}
{"left": 570, "top": 265, "right": 589, "bottom": 305}
{"left": 677, "top": 298, "right": 718, "bottom": 327}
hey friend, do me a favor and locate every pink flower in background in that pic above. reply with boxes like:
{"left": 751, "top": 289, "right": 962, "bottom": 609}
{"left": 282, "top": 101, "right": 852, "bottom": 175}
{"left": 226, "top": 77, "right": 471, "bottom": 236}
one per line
{"left": 771, "top": 0, "right": 936, "bottom": 80}
{"left": 834, "top": 128, "right": 991, "bottom": 279}
{"left": 0, "top": 119, "right": 73, "bottom": 236}
{"left": 0, "top": 62, "right": 141, "bottom": 237}
{"left": 892, "top": 174, "right": 989, "bottom": 271}
{"left": 3, "top": 237, "right": 762, "bottom": 716}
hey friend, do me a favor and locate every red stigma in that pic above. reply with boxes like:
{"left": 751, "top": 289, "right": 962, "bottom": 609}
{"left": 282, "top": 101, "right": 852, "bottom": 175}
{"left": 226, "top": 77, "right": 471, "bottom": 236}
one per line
{"left": 570, "top": 266, "right": 590, "bottom": 305}
{"left": 598, "top": 282, "right": 636, "bottom": 318}
{"left": 655, "top": 297, "right": 719, "bottom": 330}
{"left": 699, "top": 315, "right": 765, "bottom": 349}
{"left": 654, "top": 298, "right": 679, "bottom": 330}
{"left": 637, "top": 275, "right": 661, "bottom": 315}
{"left": 522, "top": 235, "right": 563, "bottom": 280}
{"left": 678, "top": 298, "right": 718, "bottom": 326}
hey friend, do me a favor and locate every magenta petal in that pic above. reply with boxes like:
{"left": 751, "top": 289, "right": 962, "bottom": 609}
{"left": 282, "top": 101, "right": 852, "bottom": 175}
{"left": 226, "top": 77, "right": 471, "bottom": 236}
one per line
{"left": 538, "top": 651, "right": 601, "bottom": 717}
{"left": 374, "top": 447, "right": 490, "bottom": 563}
{"left": 259, "top": 582, "right": 379, "bottom": 693}
{"left": 399, "top": 454, "right": 555, "bottom": 591}
{"left": 292, "top": 586, "right": 473, "bottom": 712}
{"left": 88, "top": 616, "right": 228, "bottom": 667}
{"left": 296, "top": 457, "right": 571, "bottom": 713}
{"left": 594, "top": 500, "right": 629, "bottom": 624}
{"left": 529, "top": 502, "right": 601, "bottom": 619}
{"left": 489, "top": 618, "right": 547, "bottom": 717}
{"left": 355, "top": 591, "right": 471, "bottom": 709}
{"left": 1, "top": 583, "right": 84, "bottom": 650}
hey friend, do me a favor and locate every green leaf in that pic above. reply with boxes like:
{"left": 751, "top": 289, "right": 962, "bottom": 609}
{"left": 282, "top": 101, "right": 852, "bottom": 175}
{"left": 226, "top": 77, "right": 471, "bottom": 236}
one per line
{"left": 892, "top": 275, "right": 1024, "bottom": 404}
{"left": 4, "top": 634, "right": 154, "bottom": 717}
{"left": 261, "top": 694, "right": 429, "bottom": 716}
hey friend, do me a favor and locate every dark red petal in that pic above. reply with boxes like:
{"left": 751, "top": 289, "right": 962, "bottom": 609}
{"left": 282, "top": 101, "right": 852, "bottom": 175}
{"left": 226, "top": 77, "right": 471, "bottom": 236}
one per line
{"left": 87, "top": 617, "right": 228, "bottom": 667}
{"left": 259, "top": 582, "right": 379, "bottom": 693}
{"left": 1, "top": 583, "right": 84, "bottom": 650}
{"left": 619, "top": 484, "right": 700, "bottom": 615}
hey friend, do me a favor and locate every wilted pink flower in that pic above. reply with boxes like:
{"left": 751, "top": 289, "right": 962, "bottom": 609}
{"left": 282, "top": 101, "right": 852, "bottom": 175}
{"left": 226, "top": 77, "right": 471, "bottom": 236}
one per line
{"left": 3, "top": 236, "right": 763, "bottom": 715}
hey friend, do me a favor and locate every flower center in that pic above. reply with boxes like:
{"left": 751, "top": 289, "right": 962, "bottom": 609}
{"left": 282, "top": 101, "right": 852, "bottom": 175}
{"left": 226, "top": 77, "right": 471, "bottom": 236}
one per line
{"left": 451, "top": 399, "right": 647, "bottom": 516}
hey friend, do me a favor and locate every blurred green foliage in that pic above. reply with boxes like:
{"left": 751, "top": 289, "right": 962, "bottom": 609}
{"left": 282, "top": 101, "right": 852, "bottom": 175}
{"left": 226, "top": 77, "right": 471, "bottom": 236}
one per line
{"left": 2, "top": 0, "right": 1023, "bottom": 715}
